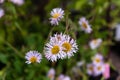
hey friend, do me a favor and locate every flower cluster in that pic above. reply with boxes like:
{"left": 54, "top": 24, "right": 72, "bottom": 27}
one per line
{"left": 25, "top": 33, "right": 78, "bottom": 63}
{"left": 44, "top": 33, "right": 78, "bottom": 62}
{"left": 24, "top": 7, "right": 110, "bottom": 79}
{"left": 25, "top": 8, "right": 79, "bottom": 63}
{"left": 87, "top": 54, "right": 105, "bottom": 76}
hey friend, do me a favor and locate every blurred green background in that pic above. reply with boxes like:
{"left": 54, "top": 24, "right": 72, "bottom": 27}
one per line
{"left": 0, "top": 0, "right": 120, "bottom": 80}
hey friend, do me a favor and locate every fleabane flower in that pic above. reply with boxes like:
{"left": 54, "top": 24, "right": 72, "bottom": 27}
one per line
{"left": 56, "top": 74, "right": 65, "bottom": 80}
{"left": 92, "top": 53, "right": 103, "bottom": 65}
{"left": 78, "top": 17, "right": 92, "bottom": 33}
{"left": 89, "top": 38, "right": 102, "bottom": 50}
{"left": 61, "top": 34, "right": 78, "bottom": 58}
{"left": 0, "top": 8, "right": 4, "bottom": 18}
{"left": 44, "top": 33, "right": 78, "bottom": 61}
{"left": 87, "top": 63, "right": 105, "bottom": 76}
{"left": 47, "top": 68, "right": 55, "bottom": 80}
{"left": 10, "top": 0, "right": 24, "bottom": 5}
{"left": 25, "top": 51, "right": 42, "bottom": 64}
{"left": 87, "top": 63, "right": 94, "bottom": 76}
{"left": 0, "top": 0, "right": 4, "bottom": 3}
{"left": 94, "top": 63, "right": 105, "bottom": 76}
{"left": 44, "top": 36, "right": 65, "bottom": 62}
{"left": 87, "top": 54, "right": 106, "bottom": 76}
{"left": 50, "top": 8, "right": 64, "bottom": 25}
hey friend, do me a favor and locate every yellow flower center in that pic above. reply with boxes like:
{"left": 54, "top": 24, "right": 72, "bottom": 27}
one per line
{"left": 95, "top": 58, "right": 100, "bottom": 63}
{"left": 51, "top": 45, "right": 60, "bottom": 54}
{"left": 62, "top": 42, "right": 72, "bottom": 53}
{"left": 97, "top": 66, "right": 102, "bottom": 71}
{"left": 48, "top": 74, "right": 54, "bottom": 79}
{"left": 89, "top": 66, "right": 93, "bottom": 71}
{"left": 82, "top": 22, "right": 88, "bottom": 29}
{"left": 93, "top": 40, "right": 98, "bottom": 45}
{"left": 53, "top": 13, "right": 60, "bottom": 18}
{"left": 30, "top": 56, "right": 37, "bottom": 63}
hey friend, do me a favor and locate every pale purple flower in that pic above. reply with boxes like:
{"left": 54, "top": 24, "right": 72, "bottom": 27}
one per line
{"left": 94, "top": 63, "right": 105, "bottom": 76}
{"left": 50, "top": 8, "right": 64, "bottom": 25}
{"left": 89, "top": 38, "right": 102, "bottom": 50}
{"left": 0, "top": 8, "right": 4, "bottom": 18}
{"left": 10, "top": 0, "right": 24, "bottom": 5}
{"left": 78, "top": 17, "right": 92, "bottom": 33}
{"left": 47, "top": 68, "right": 55, "bottom": 80}
{"left": 25, "top": 51, "right": 42, "bottom": 64}
{"left": 92, "top": 53, "right": 104, "bottom": 65}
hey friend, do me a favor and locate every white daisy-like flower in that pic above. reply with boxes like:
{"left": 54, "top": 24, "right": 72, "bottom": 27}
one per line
{"left": 0, "top": 8, "right": 4, "bottom": 18}
{"left": 50, "top": 8, "right": 64, "bottom": 25}
{"left": 25, "top": 51, "right": 42, "bottom": 64}
{"left": 92, "top": 53, "right": 103, "bottom": 65}
{"left": 87, "top": 63, "right": 94, "bottom": 76}
{"left": 115, "top": 24, "right": 120, "bottom": 41}
{"left": 89, "top": 38, "right": 102, "bottom": 50}
{"left": 44, "top": 36, "right": 65, "bottom": 62}
{"left": 0, "top": 0, "right": 4, "bottom": 3}
{"left": 94, "top": 63, "right": 105, "bottom": 76}
{"left": 47, "top": 68, "right": 55, "bottom": 80}
{"left": 10, "top": 0, "right": 24, "bottom": 5}
{"left": 61, "top": 34, "right": 78, "bottom": 58}
{"left": 78, "top": 17, "right": 92, "bottom": 33}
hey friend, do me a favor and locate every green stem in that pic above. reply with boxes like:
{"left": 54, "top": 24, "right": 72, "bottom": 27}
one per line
{"left": 45, "top": 26, "right": 55, "bottom": 44}
{"left": 4, "top": 41, "right": 23, "bottom": 58}
{"left": 64, "top": 13, "right": 69, "bottom": 34}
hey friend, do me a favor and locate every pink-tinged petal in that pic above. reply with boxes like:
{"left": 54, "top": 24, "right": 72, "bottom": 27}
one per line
{"left": 103, "top": 63, "right": 110, "bottom": 79}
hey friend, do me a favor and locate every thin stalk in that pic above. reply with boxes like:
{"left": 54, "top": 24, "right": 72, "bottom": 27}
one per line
{"left": 64, "top": 13, "right": 69, "bottom": 34}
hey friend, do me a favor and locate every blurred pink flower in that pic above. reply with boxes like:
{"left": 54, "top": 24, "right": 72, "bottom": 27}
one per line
{"left": 103, "top": 63, "right": 110, "bottom": 79}
{"left": 0, "top": 0, "right": 4, "bottom": 3}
